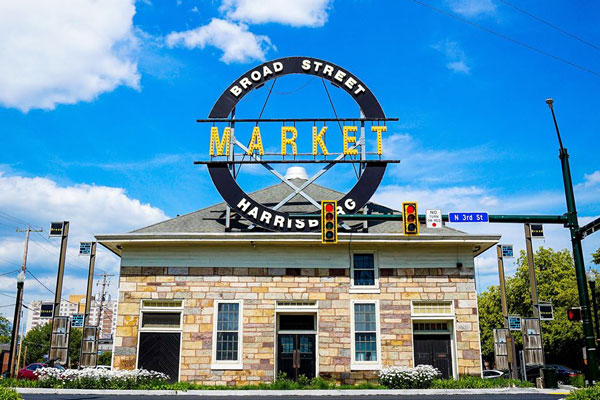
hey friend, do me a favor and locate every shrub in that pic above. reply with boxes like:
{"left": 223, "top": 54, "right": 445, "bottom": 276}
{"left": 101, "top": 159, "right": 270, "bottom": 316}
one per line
{"left": 431, "top": 376, "right": 534, "bottom": 389}
{"left": 567, "top": 384, "right": 600, "bottom": 400}
{"left": 0, "top": 388, "right": 21, "bottom": 400}
{"left": 34, "top": 367, "right": 169, "bottom": 389}
{"left": 378, "top": 365, "right": 440, "bottom": 389}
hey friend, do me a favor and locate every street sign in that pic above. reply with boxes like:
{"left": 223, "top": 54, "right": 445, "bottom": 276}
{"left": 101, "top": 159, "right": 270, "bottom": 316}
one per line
{"left": 531, "top": 224, "right": 544, "bottom": 238}
{"left": 539, "top": 303, "right": 554, "bottom": 321}
{"left": 426, "top": 209, "right": 442, "bottom": 228}
{"left": 40, "top": 302, "right": 53, "bottom": 318}
{"left": 49, "top": 222, "right": 64, "bottom": 237}
{"left": 71, "top": 314, "right": 84, "bottom": 328}
{"left": 79, "top": 242, "right": 92, "bottom": 256}
{"left": 448, "top": 212, "right": 489, "bottom": 222}
{"left": 501, "top": 245, "right": 514, "bottom": 258}
{"left": 508, "top": 315, "right": 522, "bottom": 331}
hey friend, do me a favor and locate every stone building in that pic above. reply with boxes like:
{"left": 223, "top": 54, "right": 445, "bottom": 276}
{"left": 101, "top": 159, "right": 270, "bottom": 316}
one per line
{"left": 97, "top": 171, "right": 498, "bottom": 384}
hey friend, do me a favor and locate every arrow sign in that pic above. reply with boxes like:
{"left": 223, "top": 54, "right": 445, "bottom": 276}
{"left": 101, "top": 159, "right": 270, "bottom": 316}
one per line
{"left": 449, "top": 212, "right": 489, "bottom": 222}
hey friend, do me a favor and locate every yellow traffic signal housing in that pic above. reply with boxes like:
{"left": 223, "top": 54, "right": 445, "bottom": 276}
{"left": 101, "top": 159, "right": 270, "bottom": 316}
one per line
{"left": 321, "top": 200, "right": 338, "bottom": 244}
{"left": 402, "top": 202, "right": 419, "bottom": 235}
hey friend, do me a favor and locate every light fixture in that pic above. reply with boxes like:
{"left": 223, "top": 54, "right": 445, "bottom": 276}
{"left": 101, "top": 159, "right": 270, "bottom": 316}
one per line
{"left": 588, "top": 269, "right": 596, "bottom": 283}
{"left": 16, "top": 270, "right": 25, "bottom": 285}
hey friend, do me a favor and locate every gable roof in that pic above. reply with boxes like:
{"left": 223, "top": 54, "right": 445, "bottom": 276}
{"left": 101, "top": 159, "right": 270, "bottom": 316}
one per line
{"left": 132, "top": 178, "right": 463, "bottom": 236}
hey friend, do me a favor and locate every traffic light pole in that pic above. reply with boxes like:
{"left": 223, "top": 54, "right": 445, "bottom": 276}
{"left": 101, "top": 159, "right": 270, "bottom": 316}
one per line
{"left": 547, "top": 99, "right": 598, "bottom": 384}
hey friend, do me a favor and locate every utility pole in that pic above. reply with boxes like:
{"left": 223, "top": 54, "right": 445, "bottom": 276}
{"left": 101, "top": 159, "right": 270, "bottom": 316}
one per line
{"left": 96, "top": 273, "right": 113, "bottom": 339}
{"left": 546, "top": 98, "right": 598, "bottom": 384}
{"left": 524, "top": 223, "right": 545, "bottom": 366}
{"left": 8, "top": 226, "right": 41, "bottom": 378}
{"left": 497, "top": 245, "right": 518, "bottom": 379}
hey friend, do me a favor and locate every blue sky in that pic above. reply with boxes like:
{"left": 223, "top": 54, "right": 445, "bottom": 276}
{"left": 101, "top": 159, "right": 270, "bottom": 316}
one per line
{"left": 1, "top": 0, "right": 600, "bottom": 320}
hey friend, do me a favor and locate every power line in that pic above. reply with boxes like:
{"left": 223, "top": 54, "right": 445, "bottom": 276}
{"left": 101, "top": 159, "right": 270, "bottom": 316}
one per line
{"left": 498, "top": 0, "right": 600, "bottom": 52}
{"left": 25, "top": 270, "right": 79, "bottom": 307}
{"left": 410, "top": 0, "right": 600, "bottom": 78}
{"left": 0, "top": 211, "right": 30, "bottom": 227}
{"left": 0, "top": 269, "right": 20, "bottom": 276}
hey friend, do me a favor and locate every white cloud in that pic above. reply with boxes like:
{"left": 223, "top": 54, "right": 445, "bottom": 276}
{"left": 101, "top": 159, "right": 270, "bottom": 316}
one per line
{"left": 0, "top": 172, "right": 168, "bottom": 319}
{"left": 446, "top": 0, "right": 496, "bottom": 17}
{"left": 432, "top": 40, "right": 471, "bottom": 74}
{"left": 0, "top": 0, "right": 140, "bottom": 112}
{"left": 220, "top": 0, "right": 331, "bottom": 27}
{"left": 584, "top": 170, "right": 600, "bottom": 187}
{"left": 166, "top": 18, "right": 273, "bottom": 64}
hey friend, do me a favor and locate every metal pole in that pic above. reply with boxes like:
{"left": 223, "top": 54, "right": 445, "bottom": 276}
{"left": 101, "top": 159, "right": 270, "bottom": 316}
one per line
{"left": 50, "top": 221, "right": 69, "bottom": 363}
{"left": 590, "top": 279, "right": 600, "bottom": 342}
{"left": 524, "top": 223, "right": 546, "bottom": 366}
{"left": 546, "top": 98, "right": 598, "bottom": 384}
{"left": 83, "top": 243, "right": 96, "bottom": 327}
{"left": 497, "top": 245, "right": 518, "bottom": 379}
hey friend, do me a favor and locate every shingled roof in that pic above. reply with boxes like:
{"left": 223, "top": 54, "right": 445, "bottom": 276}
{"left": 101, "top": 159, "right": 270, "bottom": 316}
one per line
{"left": 133, "top": 178, "right": 465, "bottom": 236}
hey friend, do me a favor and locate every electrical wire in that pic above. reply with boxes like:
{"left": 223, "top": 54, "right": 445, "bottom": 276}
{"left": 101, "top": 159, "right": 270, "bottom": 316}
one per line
{"left": 498, "top": 0, "right": 600, "bottom": 52}
{"left": 0, "top": 269, "right": 20, "bottom": 276}
{"left": 410, "top": 0, "right": 600, "bottom": 78}
{"left": 25, "top": 269, "right": 79, "bottom": 307}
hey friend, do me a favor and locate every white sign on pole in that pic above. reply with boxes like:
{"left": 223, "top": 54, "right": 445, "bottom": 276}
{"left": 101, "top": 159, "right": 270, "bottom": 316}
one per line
{"left": 79, "top": 242, "right": 92, "bottom": 256}
{"left": 426, "top": 209, "right": 442, "bottom": 228}
{"left": 501, "top": 245, "right": 514, "bottom": 258}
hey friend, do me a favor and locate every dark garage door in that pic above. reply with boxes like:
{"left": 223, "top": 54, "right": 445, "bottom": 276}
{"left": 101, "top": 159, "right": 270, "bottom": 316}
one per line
{"left": 414, "top": 334, "right": 453, "bottom": 379}
{"left": 138, "top": 332, "right": 180, "bottom": 382}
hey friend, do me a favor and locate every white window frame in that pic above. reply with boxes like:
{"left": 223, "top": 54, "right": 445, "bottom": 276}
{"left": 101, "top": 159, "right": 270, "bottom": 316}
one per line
{"left": 350, "top": 251, "right": 379, "bottom": 293}
{"left": 211, "top": 300, "right": 243, "bottom": 370}
{"left": 139, "top": 299, "right": 184, "bottom": 332}
{"left": 350, "top": 300, "right": 381, "bottom": 370}
{"left": 410, "top": 300, "right": 454, "bottom": 318}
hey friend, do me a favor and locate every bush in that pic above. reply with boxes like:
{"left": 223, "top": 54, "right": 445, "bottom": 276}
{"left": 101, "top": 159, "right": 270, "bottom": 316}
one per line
{"left": 34, "top": 367, "right": 169, "bottom": 389}
{"left": 0, "top": 388, "right": 21, "bottom": 400}
{"left": 567, "top": 384, "right": 600, "bottom": 400}
{"left": 378, "top": 365, "right": 440, "bottom": 389}
{"left": 431, "top": 376, "right": 533, "bottom": 389}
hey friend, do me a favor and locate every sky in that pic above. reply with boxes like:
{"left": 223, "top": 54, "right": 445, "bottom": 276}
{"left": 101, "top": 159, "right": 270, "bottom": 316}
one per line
{"left": 1, "top": 0, "right": 599, "bottom": 323}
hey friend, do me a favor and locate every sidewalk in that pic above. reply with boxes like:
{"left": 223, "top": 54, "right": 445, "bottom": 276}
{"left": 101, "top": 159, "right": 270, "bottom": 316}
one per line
{"left": 15, "top": 388, "right": 573, "bottom": 396}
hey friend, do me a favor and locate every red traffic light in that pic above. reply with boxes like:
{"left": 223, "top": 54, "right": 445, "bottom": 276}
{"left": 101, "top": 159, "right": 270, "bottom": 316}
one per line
{"left": 406, "top": 205, "right": 415, "bottom": 214}
{"left": 402, "top": 202, "right": 419, "bottom": 236}
{"left": 325, "top": 203, "right": 334, "bottom": 212}
{"left": 321, "top": 200, "right": 337, "bottom": 244}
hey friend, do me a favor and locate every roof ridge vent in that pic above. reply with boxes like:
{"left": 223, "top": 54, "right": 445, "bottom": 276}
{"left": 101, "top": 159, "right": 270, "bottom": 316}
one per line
{"left": 284, "top": 166, "right": 308, "bottom": 180}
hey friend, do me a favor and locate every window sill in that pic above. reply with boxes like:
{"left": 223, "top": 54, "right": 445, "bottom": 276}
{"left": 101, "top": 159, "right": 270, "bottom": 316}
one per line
{"left": 349, "top": 287, "right": 380, "bottom": 294}
{"left": 351, "top": 363, "right": 382, "bottom": 371}
{"left": 211, "top": 363, "right": 243, "bottom": 370}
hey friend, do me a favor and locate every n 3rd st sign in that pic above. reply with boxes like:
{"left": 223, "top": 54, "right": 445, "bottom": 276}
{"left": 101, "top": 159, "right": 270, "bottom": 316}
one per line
{"left": 449, "top": 212, "right": 489, "bottom": 222}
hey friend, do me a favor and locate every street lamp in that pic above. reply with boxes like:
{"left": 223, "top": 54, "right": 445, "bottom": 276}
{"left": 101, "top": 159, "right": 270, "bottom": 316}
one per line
{"left": 7, "top": 270, "right": 25, "bottom": 378}
{"left": 588, "top": 269, "right": 600, "bottom": 342}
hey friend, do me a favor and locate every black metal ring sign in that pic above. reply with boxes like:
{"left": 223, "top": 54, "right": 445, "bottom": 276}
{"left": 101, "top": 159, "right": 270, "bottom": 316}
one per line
{"left": 206, "top": 56, "right": 388, "bottom": 232}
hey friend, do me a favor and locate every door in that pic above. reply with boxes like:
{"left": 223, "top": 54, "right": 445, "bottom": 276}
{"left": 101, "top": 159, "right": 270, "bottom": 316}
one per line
{"left": 138, "top": 332, "right": 180, "bottom": 382}
{"left": 277, "top": 334, "right": 316, "bottom": 380}
{"left": 414, "top": 334, "right": 453, "bottom": 379}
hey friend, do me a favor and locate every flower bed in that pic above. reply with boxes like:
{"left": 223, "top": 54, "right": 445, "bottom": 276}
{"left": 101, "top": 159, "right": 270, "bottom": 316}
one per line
{"left": 378, "top": 365, "right": 441, "bottom": 389}
{"left": 34, "top": 367, "right": 169, "bottom": 389}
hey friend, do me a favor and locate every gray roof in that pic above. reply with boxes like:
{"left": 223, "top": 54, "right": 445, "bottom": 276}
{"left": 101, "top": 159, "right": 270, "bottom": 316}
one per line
{"left": 134, "top": 178, "right": 466, "bottom": 236}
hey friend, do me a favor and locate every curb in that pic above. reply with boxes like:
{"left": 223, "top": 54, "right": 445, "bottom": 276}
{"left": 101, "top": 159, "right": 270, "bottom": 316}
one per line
{"left": 15, "top": 388, "right": 573, "bottom": 396}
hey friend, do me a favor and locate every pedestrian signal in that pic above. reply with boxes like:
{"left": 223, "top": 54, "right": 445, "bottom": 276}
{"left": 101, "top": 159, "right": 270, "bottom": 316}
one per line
{"left": 321, "top": 201, "right": 337, "bottom": 244}
{"left": 402, "top": 202, "right": 419, "bottom": 235}
{"left": 567, "top": 307, "right": 582, "bottom": 322}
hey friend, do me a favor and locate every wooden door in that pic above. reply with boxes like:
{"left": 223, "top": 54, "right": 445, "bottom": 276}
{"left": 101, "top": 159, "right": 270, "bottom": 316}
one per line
{"left": 413, "top": 334, "right": 452, "bottom": 379}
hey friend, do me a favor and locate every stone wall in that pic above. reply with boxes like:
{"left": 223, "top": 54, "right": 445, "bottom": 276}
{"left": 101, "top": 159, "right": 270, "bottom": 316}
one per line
{"left": 114, "top": 266, "right": 481, "bottom": 385}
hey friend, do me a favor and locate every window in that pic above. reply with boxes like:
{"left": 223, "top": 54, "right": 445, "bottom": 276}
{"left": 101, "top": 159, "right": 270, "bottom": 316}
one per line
{"left": 351, "top": 301, "right": 380, "bottom": 370}
{"left": 411, "top": 301, "right": 453, "bottom": 316}
{"left": 350, "top": 252, "right": 379, "bottom": 293}
{"left": 141, "top": 312, "right": 181, "bottom": 328}
{"left": 212, "top": 300, "right": 243, "bottom": 369}
{"left": 139, "top": 299, "right": 183, "bottom": 331}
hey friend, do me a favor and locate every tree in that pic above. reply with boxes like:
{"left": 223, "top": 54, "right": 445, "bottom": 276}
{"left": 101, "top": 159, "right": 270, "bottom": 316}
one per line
{"left": 21, "top": 323, "right": 82, "bottom": 367}
{"left": 0, "top": 316, "right": 10, "bottom": 343}
{"left": 98, "top": 351, "right": 112, "bottom": 366}
{"left": 478, "top": 247, "right": 584, "bottom": 369}
{"left": 593, "top": 248, "right": 600, "bottom": 265}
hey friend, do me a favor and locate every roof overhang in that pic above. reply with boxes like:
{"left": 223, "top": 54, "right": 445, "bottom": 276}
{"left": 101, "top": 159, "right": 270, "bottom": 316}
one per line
{"left": 96, "top": 232, "right": 500, "bottom": 258}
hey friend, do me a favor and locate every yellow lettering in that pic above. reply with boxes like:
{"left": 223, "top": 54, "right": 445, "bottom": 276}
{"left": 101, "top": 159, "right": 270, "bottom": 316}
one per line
{"left": 312, "top": 126, "right": 329, "bottom": 156}
{"left": 343, "top": 126, "right": 358, "bottom": 155}
{"left": 281, "top": 127, "right": 298, "bottom": 156}
{"left": 371, "top": 126, "right": 387, "bottom": 155}
{"left": 247, "top": 126, "right": 264, "bottom": 156}
{"left": 209, "top": 127, "right": 230, "bottom": 156}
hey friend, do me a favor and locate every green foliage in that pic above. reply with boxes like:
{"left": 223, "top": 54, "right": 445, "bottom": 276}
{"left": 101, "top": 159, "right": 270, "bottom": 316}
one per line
{"left": 21, "top": 322, "right": 51, "bottom": 365}
{"left": 478, "top": 247, "right": 584, "bottom": 368}
{"left": 0, "top": 387, "right": 21, "bottom": 400}
{"left": 0, "top": 316, "right": 11, "bottom": 343}
{"left": 68, "top": 328, "right": 82, "bottom": 366}
{"left": 571, "top": 374, "right": 585, "bottom": 388}
{"left": 98, "top": 351, "right": 112, "bottom": 366}
{"left": 593, "top": 248, "right": 600, "bottom": 266}
{"left": 431, "top": 376, "right": 533, "bottom": 389}
{"left": 567, "top": 384, "right": 600, "bottom": 400}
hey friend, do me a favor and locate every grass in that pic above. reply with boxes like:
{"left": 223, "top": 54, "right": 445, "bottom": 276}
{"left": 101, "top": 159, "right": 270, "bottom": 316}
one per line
{"left": 0, "top": 387, "right": 21, "bottom": 400}
{"left": 431, "top": 376, "right": 534, "bottom": 389}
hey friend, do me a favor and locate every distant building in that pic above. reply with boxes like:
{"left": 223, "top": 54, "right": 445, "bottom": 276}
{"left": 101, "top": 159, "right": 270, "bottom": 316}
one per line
{"left": 25, "top": 294, "right": 117, "bottom": 339}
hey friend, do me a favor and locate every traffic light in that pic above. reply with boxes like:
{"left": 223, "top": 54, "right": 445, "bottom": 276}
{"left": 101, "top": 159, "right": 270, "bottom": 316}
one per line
{"left": 567, "top": 307, "right": 582, "bottom": 322}
{"left": 321, "top": 200, "right": 337, "bottom": 244}
{"left": 402, "top": 202, "right": 419, "bottom": 235}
